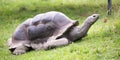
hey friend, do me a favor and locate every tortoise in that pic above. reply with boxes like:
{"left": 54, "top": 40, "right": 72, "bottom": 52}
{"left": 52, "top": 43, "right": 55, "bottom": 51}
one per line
{"left": 7, "top": 11, "right": 99, "bottom": 55}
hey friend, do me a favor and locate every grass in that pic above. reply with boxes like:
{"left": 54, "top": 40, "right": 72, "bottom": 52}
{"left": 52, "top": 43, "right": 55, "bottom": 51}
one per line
{"left": 0, "top": 0, "right": 120, "bottom": 60}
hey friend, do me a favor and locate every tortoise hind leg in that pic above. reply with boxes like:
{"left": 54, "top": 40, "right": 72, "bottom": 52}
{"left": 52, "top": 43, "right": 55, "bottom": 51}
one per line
{"left": 7, "top": 38, "right": 30, "bottom": 55}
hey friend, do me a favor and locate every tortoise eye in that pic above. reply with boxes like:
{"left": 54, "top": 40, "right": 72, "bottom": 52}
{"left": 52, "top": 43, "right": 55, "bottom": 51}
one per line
{"left": 93, "top": 15, "right": 96, "bottom": 17}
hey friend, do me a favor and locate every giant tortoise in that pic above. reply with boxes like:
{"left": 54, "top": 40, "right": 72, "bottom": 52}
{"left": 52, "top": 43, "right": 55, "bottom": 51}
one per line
{"left": 7, "top": 11, "right": 99, "bottom": 55}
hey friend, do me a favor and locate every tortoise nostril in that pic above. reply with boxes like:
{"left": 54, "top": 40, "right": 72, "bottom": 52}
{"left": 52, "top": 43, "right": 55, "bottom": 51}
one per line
{"left": 9, "top": 48, "right": 16, "bottom": 52}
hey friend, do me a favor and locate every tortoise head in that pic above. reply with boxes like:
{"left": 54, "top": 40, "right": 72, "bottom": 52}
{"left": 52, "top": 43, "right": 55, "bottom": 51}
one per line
{"left": 85, "top": 14, "right": 99, "bottom": 25}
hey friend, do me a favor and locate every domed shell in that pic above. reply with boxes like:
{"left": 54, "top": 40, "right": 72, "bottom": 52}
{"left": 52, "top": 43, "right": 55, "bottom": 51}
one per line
{"left": 8, "top": 11, "right": 78, "bottom": 49}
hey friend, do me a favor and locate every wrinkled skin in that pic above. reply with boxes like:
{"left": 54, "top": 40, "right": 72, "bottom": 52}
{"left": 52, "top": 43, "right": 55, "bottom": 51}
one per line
{"left": 7, "top": 11, "right": 99, "bottom": 55}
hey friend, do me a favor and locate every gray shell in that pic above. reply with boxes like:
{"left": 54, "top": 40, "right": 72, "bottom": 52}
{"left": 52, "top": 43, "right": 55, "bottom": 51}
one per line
{"left": 8, "top": 11, "right": 78, "bottom": 49}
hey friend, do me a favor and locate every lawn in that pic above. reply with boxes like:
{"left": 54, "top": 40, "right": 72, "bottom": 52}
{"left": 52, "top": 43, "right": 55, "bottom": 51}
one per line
{"left": 0, "top": 0, "right": 120, "bottom": 60}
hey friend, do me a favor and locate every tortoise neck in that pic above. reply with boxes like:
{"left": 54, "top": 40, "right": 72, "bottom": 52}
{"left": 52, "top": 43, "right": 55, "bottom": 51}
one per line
{"left": 80, "top": 20, "right": 93, "bottom": 33}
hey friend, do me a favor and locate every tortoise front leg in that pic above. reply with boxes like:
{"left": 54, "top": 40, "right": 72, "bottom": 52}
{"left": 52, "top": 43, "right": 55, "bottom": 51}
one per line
{"left": 31, "top": 38, "right": 70, "bottom": 50}
{"left": 44, "top": 38, "right": 70, "bottom": 49}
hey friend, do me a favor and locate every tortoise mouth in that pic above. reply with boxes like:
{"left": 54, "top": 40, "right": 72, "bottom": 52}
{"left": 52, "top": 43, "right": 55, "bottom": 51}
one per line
{"left": 96, "top": 16, "right": 99, "bottom": 20}
{"left": 96, "top": 14, "right": 99, "bottom": 20}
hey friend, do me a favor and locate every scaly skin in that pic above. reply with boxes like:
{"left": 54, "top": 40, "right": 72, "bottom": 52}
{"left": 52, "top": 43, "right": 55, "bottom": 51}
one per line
{"left": 68, "top": 14, "right": 99, "bottom": 41}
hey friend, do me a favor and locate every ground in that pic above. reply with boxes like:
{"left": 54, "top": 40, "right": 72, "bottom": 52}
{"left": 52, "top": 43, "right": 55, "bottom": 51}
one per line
{"left": 0, "top": 0, "right": 120, "bottom": 60}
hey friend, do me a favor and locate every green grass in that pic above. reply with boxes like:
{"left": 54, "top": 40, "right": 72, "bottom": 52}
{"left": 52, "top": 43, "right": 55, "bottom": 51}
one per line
{"left": 0, "top": 0, "right": 120, "bottom": 60}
